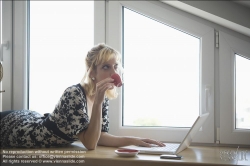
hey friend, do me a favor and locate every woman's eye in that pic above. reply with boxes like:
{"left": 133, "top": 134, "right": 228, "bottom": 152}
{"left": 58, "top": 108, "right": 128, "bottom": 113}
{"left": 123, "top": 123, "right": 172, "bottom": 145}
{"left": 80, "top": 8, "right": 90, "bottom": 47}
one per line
{"left": 114, "top": 65, "right": 118, "bottom": 71}
{"left": 103, "top": 65, "right": 109, "bottom": 70}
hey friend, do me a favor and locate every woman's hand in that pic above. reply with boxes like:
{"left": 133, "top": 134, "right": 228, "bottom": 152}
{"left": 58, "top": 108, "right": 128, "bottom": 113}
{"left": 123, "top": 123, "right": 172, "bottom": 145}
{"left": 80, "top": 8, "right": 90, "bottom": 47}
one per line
{"left": 130, "top": 137, "right": 166, "bottom": 147}
{"left": 98, "top": 133, "right": 165, "bottom": 148}
{"left": 94, "top": 78, "right": 114, "bottom": 104}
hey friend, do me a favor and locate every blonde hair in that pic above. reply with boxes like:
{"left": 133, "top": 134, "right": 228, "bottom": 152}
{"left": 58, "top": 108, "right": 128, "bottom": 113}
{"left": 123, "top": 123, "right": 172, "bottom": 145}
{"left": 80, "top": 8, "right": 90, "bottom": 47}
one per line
{"left": 80, "top": 43, "right": 122, "bottom": 99}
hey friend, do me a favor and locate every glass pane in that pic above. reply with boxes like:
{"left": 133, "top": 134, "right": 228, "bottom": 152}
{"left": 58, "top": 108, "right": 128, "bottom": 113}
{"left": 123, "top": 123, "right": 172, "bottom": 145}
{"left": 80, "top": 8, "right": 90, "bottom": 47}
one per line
{"left": 29, "top": 1, "right": 94, "bottom": 114}
{"left": 235, "top": 54, "right": 250, "bottom": 129}
{"left": 123, "top": 8, "right": 200, "bottom": 127}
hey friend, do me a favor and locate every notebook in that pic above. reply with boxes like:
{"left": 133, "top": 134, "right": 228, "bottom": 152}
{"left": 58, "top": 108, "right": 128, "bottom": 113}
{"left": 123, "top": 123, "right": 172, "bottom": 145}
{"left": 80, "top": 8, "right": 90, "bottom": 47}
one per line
{"left": 119, "top": 113, "right": 209, "bottom": 154}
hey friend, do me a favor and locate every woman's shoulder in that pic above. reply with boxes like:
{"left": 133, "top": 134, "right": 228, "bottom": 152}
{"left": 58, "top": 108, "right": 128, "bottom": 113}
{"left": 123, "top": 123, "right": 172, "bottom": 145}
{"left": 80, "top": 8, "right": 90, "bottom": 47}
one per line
{"left": 63, "top": 84, "right": 86, "bottom": 98}
{"left": 64, "top": 84, "right": 81, "bottom": 92}
{"left": 56, "top": 84, "right": 88, "bottom": 109}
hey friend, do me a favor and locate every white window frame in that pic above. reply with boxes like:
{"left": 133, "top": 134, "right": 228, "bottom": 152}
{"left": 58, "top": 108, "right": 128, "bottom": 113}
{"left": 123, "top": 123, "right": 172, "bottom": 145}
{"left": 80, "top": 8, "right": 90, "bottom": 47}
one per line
{"left": 12, "top": 0, "right": 28, "bottom": 110}
{"left": 107, "top": 1, "right": 214, "bottom": 143}
{"left": 219, "top": 31, "right": 250, "bottom": 145}
{"left": 11, "top": 1, "right": 106, "bottom": 110}
{"left": 1, "top": 0, "right": 12, "bottom": 111}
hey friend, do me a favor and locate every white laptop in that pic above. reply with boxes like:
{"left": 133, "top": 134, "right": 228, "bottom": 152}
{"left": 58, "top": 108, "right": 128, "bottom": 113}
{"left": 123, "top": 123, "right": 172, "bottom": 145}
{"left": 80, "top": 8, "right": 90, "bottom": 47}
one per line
{"left": 119, "top": 113, "right": 209, "bottom": 154}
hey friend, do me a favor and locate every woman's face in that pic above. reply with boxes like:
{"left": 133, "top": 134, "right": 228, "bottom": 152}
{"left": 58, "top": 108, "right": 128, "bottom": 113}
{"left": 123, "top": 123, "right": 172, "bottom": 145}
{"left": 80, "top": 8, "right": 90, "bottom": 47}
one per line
{"left": 92, "top": 58, "right": 119, "bottom": 83}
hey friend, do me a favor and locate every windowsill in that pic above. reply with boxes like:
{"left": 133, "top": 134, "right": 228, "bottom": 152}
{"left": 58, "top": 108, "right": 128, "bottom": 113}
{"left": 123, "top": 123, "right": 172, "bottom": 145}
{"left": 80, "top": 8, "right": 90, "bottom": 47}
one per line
{"left": 1, "top": 141, "right": 249, "bottom": 166}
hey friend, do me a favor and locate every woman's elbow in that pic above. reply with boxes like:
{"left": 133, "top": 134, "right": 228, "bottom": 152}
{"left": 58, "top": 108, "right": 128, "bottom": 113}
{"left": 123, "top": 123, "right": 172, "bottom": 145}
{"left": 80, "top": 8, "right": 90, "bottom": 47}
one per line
{"left": 84, "top": 143, "right": 97, "bottom": 150}
{"left": 77, "top": 131, "right": 99, "bottom": 150}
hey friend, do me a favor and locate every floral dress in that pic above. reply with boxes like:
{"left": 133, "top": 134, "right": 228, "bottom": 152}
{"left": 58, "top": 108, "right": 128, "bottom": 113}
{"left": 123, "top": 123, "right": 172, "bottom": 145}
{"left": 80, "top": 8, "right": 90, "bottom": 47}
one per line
{"left": 0, "top": 84, "right": 109, "bottom": 148}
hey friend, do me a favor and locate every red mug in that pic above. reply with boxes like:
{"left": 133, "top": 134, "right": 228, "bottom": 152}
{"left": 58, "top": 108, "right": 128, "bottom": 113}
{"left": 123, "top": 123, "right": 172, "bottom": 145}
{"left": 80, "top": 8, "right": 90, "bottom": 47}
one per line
{"left": 111, "top": 73, "right": 123, "bottom": 87}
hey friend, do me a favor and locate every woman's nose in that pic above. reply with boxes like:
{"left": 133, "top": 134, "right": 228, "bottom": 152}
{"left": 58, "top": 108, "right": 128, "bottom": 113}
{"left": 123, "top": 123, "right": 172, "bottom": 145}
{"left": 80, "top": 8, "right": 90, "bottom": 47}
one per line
{"left": 111, "top": 67, "right": 117, "bottom": 75}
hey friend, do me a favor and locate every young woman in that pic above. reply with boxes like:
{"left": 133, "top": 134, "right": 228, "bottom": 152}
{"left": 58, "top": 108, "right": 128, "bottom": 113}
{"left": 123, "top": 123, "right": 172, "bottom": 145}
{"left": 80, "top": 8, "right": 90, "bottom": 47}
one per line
{"left": 0, "top": 44, "right": 165, "bottom": 149}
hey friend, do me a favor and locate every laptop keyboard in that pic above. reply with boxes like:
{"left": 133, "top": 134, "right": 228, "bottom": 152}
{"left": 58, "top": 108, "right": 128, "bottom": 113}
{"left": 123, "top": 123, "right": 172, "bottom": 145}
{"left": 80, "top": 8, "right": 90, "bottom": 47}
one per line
{"left": 150, "top": 143, "right": 179, "bottom": 151}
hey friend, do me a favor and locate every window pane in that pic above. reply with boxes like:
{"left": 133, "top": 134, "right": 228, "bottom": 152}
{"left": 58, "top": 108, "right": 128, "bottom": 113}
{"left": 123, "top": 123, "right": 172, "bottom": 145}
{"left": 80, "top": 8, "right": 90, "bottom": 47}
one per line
{"left": 29, "top": 1, "right": 94, "bottom": 114}
{"left": 123, "top": 8, "right": 200, "bottom": 127}
{"left": 235, "top": 54, "right": 250, "bottom": 129}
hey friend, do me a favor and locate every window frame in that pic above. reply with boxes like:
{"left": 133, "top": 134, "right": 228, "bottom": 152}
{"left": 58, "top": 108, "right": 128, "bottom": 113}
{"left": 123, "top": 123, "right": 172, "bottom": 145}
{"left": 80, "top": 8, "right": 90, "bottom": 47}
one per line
{"left": 12, "top": 0, "right": 28, "bottom": 110}
{"left": 219, "top": 30, "right": 250, "bottom": 145}
{"left": 106, "top": 1, "right": 214, "bottom": 143}
{"left": 1, "top": 0, "right": 12, "bottom": 111}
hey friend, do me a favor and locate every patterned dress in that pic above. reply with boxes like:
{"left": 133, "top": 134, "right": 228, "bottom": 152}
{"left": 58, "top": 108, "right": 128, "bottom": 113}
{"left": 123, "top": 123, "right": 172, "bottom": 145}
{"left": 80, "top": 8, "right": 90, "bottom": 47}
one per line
{"left": 0, "top": 84, "right": 109, "bottom": 148}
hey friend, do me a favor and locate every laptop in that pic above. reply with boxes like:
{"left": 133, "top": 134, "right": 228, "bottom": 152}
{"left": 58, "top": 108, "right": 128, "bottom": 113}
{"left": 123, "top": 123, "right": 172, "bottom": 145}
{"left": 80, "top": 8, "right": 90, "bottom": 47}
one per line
{"left": 119, "top": 113, "right": 209, "bottom": 154}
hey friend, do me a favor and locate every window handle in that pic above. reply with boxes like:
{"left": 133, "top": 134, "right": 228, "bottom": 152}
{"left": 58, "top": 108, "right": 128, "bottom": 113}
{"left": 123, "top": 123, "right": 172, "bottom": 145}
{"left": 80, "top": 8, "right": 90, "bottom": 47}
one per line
{"left": 0, "top": 90, "right": 5, "bottom": 93}
{"left": 0, "top": 41, "right": 9, "bottom": 62}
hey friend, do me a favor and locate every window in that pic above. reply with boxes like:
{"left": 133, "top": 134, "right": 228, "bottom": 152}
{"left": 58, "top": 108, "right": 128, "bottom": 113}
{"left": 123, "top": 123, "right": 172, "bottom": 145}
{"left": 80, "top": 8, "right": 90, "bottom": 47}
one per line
{"left": 219, "top": 31, "right": 250, "bottom": 144}
{"left": 235, "top": 54, "right": 250, "bottom": 130}
{"left": 107, "top": 1, "right": 214, "bottom": 143}
{"left": 29, "top": 1, "right": 94, "bottom": 114}
{"left": 123, "top": 8, "right": 200, "bottom": 127}
{"left": 11, "top": 1, "right": 105, "bottom": 110}
{"left": 10, "top": 1, "right": 249, "bottom": 145}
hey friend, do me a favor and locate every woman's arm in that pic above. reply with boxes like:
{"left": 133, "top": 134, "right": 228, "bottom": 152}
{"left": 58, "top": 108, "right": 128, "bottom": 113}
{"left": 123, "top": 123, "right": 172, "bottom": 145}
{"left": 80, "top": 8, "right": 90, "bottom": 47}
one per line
{"left": 98, "top": 132, "right": 165, "bottom": 147}
{"left": 77, "top": 78, "right": 114, "bottom": 150}
{"left": 77, "top": 102, "right": 102, "bottom": 150}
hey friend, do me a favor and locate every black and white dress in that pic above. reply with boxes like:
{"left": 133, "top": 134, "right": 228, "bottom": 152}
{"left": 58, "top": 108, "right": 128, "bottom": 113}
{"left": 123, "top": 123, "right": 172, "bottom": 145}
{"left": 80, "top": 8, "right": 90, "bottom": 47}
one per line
{"left": 0, "top": 84, "right": 109, "bottom": 148}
